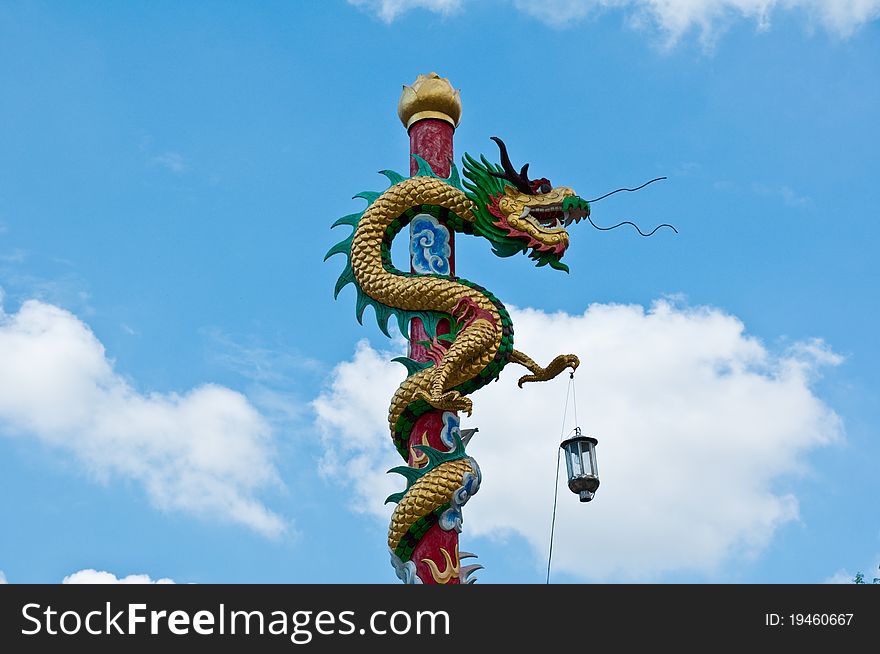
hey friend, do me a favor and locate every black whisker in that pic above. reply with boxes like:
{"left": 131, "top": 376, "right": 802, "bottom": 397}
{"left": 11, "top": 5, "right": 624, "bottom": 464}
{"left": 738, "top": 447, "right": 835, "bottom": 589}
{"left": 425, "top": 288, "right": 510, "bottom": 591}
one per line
{"left": 587, "top": 216, "right": 678, "bottom": 237}
{"left": 587, "top": 177, "right": 667, "bottom": 203}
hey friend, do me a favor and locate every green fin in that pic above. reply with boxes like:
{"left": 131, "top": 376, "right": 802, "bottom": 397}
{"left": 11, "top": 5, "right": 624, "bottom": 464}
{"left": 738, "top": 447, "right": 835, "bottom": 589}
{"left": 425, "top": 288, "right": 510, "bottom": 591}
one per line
{"left": 324, "top": 238, "right": 352, "bottom": 261}
{"left": 387, "top": 465, "right": 423, "bottom": 485}
{"left": 549, "top": 258, "right": 570, "bottom": 273}
{"left": 392, "top": 356, "right": 432, "bottom": 376}
{"left": 446, "top": 162, "right": 462, "bottom": 190}
{"left": 411, "top": 444, "right": 447, "bottom": 468}
{"left": 374, "top": 305, "right": 393, "bottom": 338}
{"left": 395, "top": 312, "right": 410, "bottom": 337}
{"left": 332, "top": 265, "right": 355, "bottom": 299}
{"left": 331, "top": 212, "right": 362, "bottom": 229}
{"left": 354, "top": 291, "right": 371, "bottom": 325}
{"left": 379, "top": 169, "right": 406, "bottom": 186}
{"left": 353, "top": 191, "right": 381, "bottom": 204}
{"left": 385, "top": 492, "right": 405, "bottom": 505}
{"left": 410, "top": 154, "right": 435, "bottom": 177}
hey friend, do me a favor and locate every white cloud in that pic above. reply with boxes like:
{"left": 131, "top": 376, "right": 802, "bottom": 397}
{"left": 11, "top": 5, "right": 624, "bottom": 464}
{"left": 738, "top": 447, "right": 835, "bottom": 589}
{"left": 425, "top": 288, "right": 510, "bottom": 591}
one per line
{"left": 0, "top": 568, "right": 176, "bottom": 584}
{"left": 351, "top": 0, "right": 880, "bottom": 43}
{"left": 752, "top": 182, "right": 813, "bottom": 209}
{"left": 314, "top": 300, "right": 843, "bottom": 580}
{"left": 151, "top": 151, "right": 187, "bottom": 174}
{"left": 0, "top": 249, "right": 27, "bottom": 264}
{"left": 62, "top": 569, "right": 175, "bottom": 584}
{"left": 0, "top": 294, "right": 286, "bottom": 537}
{"left": 825, "top": 569, "right": 855, "bottom": 584}
{"left": 826, "top": 556, "right": 880, "bottom": 583}
{"left": 313, "top": 340, "right": 410, "bottom": 515}
{"left": 806, "top": 0, "right": 880, "bottom": 36}
{"left": 514, "top": 0, "right": 777, "bottom": 41}
{"left": 348, "top": 0, "right": 462, "bottom": 22}
{"left": 778, "top": 185, "right": 812, "bottom": 209}
{"left": 204, "top": 328, "right": 321, "bottom": 385}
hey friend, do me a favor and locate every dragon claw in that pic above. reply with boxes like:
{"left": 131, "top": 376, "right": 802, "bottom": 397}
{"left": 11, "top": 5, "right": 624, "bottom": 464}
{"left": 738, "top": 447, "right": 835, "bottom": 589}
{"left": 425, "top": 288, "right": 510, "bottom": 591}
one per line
{"left": 415, "top": 389, "right": 473, "bottom": 416}
{"left": 517, "top": 353, "right": 580, "bottom": 387}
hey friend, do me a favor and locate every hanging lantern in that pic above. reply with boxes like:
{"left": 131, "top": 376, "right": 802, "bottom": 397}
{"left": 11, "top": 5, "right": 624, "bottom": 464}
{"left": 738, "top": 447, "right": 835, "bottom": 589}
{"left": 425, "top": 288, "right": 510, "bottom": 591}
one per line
{"left": 560, "top": 428, "right": 599, "bottom": 502}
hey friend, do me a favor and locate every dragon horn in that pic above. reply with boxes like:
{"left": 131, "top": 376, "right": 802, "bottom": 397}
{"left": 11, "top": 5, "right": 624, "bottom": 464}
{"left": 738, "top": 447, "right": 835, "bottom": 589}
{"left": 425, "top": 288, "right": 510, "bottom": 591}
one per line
{"left": 488, "top": 136, "right": 533, "bottom": 194}
{"left": 490, "top": 136, "right": 516, "bottom": 176}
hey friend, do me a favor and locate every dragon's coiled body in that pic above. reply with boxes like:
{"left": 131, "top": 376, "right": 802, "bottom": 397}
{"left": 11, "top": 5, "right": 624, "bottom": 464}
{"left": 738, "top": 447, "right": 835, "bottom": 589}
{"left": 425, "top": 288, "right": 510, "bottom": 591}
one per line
{"left": 350, "top": 177, "right": 507, "bottom": 563}
{"left": 329, "top": 148, "right": 584, "bottom": 582}
{"left": 351, "top": 177, "right": 513, "bottom": 453}
{"left": 387, "top": 457, "right": 478, "bottom": 557}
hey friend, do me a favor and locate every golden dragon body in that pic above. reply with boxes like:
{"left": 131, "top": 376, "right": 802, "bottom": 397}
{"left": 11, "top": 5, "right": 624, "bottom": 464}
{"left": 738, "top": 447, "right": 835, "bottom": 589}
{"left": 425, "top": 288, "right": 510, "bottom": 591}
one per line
{"left": 328, "top": 139, "right": 589, "bottom": 581}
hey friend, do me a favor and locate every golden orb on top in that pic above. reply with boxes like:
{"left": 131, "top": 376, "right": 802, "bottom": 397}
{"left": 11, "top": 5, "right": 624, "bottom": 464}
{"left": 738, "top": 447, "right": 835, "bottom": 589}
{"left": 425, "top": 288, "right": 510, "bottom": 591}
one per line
{"left": 398, "top": 72, "right": 462, "bottom": 130}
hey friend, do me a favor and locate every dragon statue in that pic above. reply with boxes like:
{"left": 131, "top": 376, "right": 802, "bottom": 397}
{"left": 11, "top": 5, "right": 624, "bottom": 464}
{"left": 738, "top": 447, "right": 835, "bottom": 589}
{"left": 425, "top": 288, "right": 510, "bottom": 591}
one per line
{"left": 326, "top": 137, "right": 588, "bottom": 583}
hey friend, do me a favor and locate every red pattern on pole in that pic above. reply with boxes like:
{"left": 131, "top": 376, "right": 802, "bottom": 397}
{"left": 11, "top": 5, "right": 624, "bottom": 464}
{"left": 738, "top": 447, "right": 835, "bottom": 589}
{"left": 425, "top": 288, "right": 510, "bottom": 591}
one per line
{"left": 407, "top": 117, "right": 460, "bottom": 584}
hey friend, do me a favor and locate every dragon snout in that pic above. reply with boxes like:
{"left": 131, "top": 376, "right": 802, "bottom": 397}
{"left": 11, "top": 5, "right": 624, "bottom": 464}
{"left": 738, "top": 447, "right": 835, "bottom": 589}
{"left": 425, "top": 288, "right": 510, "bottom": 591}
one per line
{"left": 521, "top": 196, "right": 590, "bottom": 231}
{"left": 561, "top": 196, "right": 590, "bottom": 227}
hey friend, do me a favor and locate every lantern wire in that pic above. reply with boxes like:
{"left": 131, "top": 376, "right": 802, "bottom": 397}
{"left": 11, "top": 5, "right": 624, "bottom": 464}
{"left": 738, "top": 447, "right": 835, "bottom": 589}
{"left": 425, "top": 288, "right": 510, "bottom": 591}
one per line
{"left": 546, "top": 371, "right": 577, "bottom": 584}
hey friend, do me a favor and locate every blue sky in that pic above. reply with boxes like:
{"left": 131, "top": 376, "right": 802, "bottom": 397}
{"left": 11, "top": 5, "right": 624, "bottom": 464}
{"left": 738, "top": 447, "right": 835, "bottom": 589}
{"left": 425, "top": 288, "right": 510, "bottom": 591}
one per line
{"left": 0, "top": 1, "right": 878, "bottom": 583}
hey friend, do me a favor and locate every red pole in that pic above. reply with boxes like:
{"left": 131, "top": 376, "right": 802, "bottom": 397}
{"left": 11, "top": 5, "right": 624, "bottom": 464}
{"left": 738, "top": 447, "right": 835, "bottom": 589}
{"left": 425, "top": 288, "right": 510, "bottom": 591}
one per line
{"left": 398, "top": 73, "right": 463, "bottom": 584}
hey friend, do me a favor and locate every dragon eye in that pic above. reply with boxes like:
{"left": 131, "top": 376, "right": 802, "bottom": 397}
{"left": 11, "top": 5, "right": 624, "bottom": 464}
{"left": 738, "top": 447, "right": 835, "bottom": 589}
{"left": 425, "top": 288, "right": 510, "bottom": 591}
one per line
{"left": 529, "top": 178, "right": 552, "bottom": 194}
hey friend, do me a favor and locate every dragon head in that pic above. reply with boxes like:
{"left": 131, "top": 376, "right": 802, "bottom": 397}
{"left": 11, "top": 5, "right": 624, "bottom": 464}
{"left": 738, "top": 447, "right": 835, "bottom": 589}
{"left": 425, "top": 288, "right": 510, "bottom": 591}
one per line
{"left": 462, "top": 137, "right": 590, "bottom": 272}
